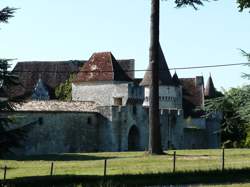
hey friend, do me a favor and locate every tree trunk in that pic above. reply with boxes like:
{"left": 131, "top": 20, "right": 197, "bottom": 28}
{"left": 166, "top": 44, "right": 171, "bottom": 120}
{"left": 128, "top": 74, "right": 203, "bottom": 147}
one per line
{"left": 148, "top": 0, "right": 163, "bottom": 154}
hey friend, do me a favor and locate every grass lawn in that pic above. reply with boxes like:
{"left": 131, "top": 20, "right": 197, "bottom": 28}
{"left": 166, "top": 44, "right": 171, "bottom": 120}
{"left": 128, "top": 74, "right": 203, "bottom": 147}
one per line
{"left": 1, "top": 149, "right": 250, "bottom": 186}
{"left": 1, "top": 149, "right": 250, "bottom": 179}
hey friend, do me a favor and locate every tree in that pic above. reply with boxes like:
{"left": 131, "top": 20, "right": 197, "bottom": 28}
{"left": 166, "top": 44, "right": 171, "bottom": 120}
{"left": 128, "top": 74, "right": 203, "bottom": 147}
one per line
{"left": 148, "top": 0, "right": 210, "bottom": 154}
{"left": 206, "top": 87, "right": 250, "bottom": 147}
{"left": 55, "top": 74, "right": 75, "bottom": 101}
{"left": 237, "top": 0, "right": 250, "bottom": 11}
{"left": 205, "top": 51, "right": 250, "bottom": 148}
{"left": 0, "top": 7, "right": 27, "bottom": 157}
{"left": 0, "top": 7, "right": 16, "bottom": 24}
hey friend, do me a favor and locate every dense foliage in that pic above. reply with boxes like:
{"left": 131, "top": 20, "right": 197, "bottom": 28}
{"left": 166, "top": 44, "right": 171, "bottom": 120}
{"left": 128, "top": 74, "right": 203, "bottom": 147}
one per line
{"left": 0, "top": 7, "right": 27, "bottom": 157}
{"left": 206, "top": 51, "right": 250, "bottom": 148}
{"left": 0, "top": 59, "right": 26, "bottom": 156}
{"left": 237, "top": 0, "right": 250, "bottom": 11}
{"left": 206, "top": 87, "right": 250, "bottom": 147}
{"left": 55, "top": 74, "right": 75, "bottom": 101}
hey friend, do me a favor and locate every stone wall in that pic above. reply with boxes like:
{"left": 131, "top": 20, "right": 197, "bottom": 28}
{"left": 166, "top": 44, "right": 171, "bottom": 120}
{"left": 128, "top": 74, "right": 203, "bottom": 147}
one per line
{"left": 72, "top": 82, "right": 130, "bottom": 106}
{"left": 108, "top": 104, "right": 148, "bottom": 151}
{"left": 183, "top": 128, "right": 207, "bottom": 149}
{"left": 206, "top": 113, "right": 222, "bottom": 148}
{"left": 10, "top": 111, "right": 108, "bottom": 155}
{"left": 159, "top": 110, "right": 185, "bottom": 150}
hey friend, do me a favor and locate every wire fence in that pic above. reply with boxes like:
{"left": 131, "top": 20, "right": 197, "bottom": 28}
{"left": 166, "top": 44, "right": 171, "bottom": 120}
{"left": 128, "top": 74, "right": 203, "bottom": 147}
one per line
{"left": 1, "top": 148, "right": 250, "bottom": 181}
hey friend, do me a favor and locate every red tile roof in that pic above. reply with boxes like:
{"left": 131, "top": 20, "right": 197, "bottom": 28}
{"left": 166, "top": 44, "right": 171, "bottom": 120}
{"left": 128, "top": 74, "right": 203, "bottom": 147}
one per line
{"left": 74, "top": 52, "right": 132, "bottom": 82}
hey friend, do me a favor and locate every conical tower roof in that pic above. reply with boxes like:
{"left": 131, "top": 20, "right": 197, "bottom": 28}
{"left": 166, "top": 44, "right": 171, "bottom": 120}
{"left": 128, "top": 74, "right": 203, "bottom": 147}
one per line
{"left": 205, "top": 74, "right": 216, "bottom": 98}
{"left": 172, "top": 72, "right": 180, "bottom": 86}
{"left": 140, "top": 44, "right": 174, "bottom": 86}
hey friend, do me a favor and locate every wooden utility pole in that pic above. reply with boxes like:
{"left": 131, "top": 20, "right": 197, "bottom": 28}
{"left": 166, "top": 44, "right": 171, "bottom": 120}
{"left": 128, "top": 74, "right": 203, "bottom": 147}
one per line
{"left": 149, "top": 0, "right": 162, "bottom": 154}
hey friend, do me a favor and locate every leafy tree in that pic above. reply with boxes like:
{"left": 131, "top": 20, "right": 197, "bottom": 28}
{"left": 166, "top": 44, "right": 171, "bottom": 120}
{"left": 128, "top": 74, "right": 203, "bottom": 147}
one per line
{"left": 205, "top": 50, "right": 250, "bottom": 148}
{"left": 148, "top": 0, "right": 211, "bottom": 154}
{"left": 237, "top": 0, "right": 250, "bottom": 11}
{"left": 55, "top": 74, "right": 75, "bottom": 101}
{"left": 0, "top": 7, "right": 27, "bottom": 157}
{"left": 0, "top": 59, "right": 27, "bottom": 157}
{"left": 206, "top": 87, "right": 250, "bottom": 147}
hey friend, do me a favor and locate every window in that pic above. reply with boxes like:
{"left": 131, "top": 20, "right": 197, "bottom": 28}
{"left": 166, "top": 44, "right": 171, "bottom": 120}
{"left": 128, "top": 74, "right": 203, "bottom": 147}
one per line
{"left": 87, "top": 117, "right": 92, "bottom": 125}
{"left": 114, "top": 97, "right": 122, "bottom": 106}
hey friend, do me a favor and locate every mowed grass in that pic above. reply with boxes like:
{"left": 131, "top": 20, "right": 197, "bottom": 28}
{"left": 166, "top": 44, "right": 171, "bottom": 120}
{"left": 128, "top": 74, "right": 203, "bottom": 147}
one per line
{"left": 1, "top": 149, "right": 250, "bottom": 180}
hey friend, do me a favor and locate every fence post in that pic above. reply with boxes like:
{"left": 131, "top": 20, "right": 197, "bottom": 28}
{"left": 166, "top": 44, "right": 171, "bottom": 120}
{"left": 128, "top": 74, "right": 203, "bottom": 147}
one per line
{"left": 104, "top": 159, "right": 107, "bottom": 178}
{"left": 3, "top": 166, "right": 7, "bottom": 181}
{"left": 173, "top": 151, "right": 176, "bottom": 173}
{"left": 50, "top": 162, "right": 54, "bottom": 176}
{"left": 222, "top": 148, "right": 225, "bottom": 171}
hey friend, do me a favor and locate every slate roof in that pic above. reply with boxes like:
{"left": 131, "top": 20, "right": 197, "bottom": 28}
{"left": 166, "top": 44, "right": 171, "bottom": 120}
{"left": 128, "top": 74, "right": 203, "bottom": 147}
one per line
{"left": 205, "top": 75, "right": 216, "bottom": 98}
{"left": 172, "top": 72, "right": 180, "bottom": 86}
{"left": 31, "top": 78, "right": 50, "bottom": 100}
{"left": 13, "top": 100, "right": 98, "bottom": 112}
{"left": 9, "top": 60, "right": 84, "bottom": 100}
{"left": 74, "top": 52, "right": 132, "bottom": 82}
{"left": 179, "top": 78, "right": 204, "bottom": 118}
{"left": 117, "top": 59, "right": 135, "bottom": 79}
{"left": 140, "top": 44, "right": 174, "bottom": 86}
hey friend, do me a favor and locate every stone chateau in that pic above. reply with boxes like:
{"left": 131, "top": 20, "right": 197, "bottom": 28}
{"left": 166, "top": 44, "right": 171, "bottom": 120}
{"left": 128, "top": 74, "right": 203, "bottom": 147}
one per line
{"left": 4, "top": 46, "right": 221, "bottom": 155}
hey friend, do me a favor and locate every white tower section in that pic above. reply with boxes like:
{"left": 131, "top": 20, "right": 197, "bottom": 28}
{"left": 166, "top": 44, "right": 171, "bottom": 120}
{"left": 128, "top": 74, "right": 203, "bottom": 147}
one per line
{"left": 143, "top": 85, "right": 182, "bottom": 110}
{"left": 140, "top": 45, "right": 182, "bottom": 111}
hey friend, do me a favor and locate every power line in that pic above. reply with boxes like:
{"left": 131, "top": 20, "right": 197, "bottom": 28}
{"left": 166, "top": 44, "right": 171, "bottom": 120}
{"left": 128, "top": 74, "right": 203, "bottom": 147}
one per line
{"left": 7, "top": 62, "right": 249, "bottom": 73}
{"left": 169, "top": 62, "right": 249, "bottom": 70}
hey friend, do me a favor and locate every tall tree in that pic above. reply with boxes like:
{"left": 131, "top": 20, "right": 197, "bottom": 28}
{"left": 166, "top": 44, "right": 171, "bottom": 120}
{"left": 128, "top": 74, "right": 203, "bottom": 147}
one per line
{"left": 148, "top": 0, "right": 210, "bottom": 154}
{"left": 205, "top": 51, "right": 250, "bottom": 148}
{"left": 206, "top": 87, "right": 249, "bottom": 147}
{"left": 0, "top": 7, "right": 27, "bottom": 157}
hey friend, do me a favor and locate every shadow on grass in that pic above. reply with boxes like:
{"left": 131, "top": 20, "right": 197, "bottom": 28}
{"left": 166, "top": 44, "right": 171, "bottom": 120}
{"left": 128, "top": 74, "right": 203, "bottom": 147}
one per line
{"left": 5, "top": 153, "right": 116, "bottom": 161}
{"left": 2, "top": 168, "right": 250, "bottom": 187}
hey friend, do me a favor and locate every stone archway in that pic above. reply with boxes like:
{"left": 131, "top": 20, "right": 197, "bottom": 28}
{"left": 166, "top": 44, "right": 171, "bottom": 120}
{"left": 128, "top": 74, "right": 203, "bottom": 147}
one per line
{"left": 128, "top": 125, "right": 140, "bottom": 151}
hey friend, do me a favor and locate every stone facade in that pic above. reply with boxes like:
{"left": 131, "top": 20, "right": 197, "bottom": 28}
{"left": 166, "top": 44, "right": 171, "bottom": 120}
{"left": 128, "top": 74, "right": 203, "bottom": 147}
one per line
{"left": 10, "top": 111, "right": 101, "bottom": 155}
{"left": 8, "top": 51, "right": 222, "bottom": 155}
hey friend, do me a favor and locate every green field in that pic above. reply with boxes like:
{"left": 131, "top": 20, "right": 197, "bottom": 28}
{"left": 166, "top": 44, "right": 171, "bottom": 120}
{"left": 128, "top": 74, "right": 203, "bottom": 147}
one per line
{"left": 1, "top": 149, "right": 250, "bottom": 186}
{"left": 1, "top": 149, "right": 250, "bottom": 179}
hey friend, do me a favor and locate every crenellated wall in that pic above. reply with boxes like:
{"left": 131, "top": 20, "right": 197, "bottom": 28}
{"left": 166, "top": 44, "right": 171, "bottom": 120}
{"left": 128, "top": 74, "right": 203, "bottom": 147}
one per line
{"left": 142, "top": 86, "right": 182, "bottom": 110}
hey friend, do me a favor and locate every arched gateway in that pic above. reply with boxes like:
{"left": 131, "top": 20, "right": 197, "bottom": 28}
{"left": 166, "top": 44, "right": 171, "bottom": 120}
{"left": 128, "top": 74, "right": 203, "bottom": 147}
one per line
{"left": 128, "top": 125, "right": 140, "bottom": 151}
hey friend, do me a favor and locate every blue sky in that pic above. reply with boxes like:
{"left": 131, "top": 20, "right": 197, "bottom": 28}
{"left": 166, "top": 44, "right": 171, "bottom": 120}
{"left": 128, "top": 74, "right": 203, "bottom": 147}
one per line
{"left": 0, "top": 0, "right": 249, "bottom": 90}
